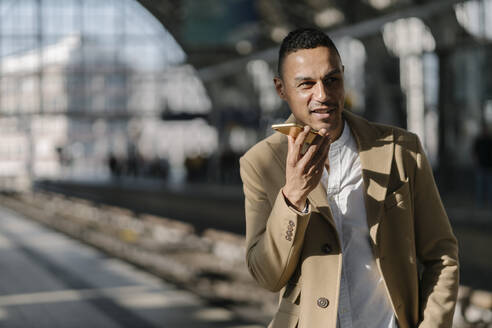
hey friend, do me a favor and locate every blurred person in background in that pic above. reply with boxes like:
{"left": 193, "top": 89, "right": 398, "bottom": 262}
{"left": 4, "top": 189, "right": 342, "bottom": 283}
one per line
{"left": 108, "top": 153, "right": 122, "bottom": 179}
{"left": 239, "top": 28, "right": 459, "bottom": 328}
{"left": 473, "top": 123, "right": 492, "bottom": 207}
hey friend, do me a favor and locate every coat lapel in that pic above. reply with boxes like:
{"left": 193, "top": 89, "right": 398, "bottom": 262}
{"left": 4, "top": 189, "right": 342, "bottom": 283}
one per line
{"left": 307, "top": 183, "right": 335, "bottom": 228}
{"left": 344, "top": 111, "right": 394, "bottom": 246}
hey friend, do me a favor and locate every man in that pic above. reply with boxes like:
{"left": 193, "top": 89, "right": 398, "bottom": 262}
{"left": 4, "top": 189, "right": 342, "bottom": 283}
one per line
{"left": 239, "top": 28, "right": 459, "bottom": 328}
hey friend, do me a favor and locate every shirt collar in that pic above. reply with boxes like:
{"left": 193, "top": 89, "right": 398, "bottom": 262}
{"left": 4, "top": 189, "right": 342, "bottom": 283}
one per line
{"left": 330, "top": 119, "right": 350, "bottom": 149}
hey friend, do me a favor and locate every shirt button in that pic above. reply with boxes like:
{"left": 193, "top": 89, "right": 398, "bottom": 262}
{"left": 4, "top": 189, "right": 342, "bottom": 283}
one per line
{"left": 317, "top": 297, "right": 329, "bottom": 308}
{"left": 321, "top": 243, "right": 332, "bottom": 254}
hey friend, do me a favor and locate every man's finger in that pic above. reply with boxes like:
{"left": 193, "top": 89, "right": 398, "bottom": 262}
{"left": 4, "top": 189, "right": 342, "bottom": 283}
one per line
{"left": 298, "top": 142, "right": 320, "bottom": 169}
{"left": 298, "top": 129, "right": 328, "bottom": 168}
{"left": 305, "top": 137, "right": 330, "bottom": 177}
{"left": 298, "top": 143, "right": 318, "bottom": 172}
{"left": 286, "top": 135, "right": 298, "bottom": 167}
{"left": 295, "top": 126, "right": 311, "bottom": 148}
{"left": 292, "top": 125, "right": 311, "bottom": 160}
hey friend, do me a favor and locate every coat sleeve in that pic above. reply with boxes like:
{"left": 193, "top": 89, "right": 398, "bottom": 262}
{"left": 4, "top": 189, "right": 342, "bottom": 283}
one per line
{"left": 412, "top": 136, "right": 459, "bottom": 328}
{"left": 239, "top": 155, "right": 311, "bottom": 292}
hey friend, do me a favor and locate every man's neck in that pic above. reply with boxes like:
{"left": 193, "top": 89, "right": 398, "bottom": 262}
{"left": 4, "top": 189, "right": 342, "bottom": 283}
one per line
{"left": 331, "top": 119, "right": 345, "bottom": 142}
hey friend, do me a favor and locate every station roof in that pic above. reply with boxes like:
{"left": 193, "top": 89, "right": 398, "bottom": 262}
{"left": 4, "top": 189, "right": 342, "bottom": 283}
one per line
{"left": 136, "top": 0, "right": 462, "bottom": 69}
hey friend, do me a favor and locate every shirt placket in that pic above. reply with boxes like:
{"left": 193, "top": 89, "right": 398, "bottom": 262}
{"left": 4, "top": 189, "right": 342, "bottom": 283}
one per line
{"left": 328, "top": 146, "right": 353, "bottom": 328}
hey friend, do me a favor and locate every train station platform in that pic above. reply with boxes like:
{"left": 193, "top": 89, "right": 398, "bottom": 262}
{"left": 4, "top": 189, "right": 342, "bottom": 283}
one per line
{"left": 2, "top": 179, "right": 492, "bottom": 327}
{"left": 0, "top": 205, "right": 261, "bottom": 328}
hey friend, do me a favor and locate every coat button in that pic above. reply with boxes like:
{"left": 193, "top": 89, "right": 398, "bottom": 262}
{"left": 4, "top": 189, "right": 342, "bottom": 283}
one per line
{"left": 317, "top": 297, "right": 329, "bottom": 308}
{"left": 321, "top": 243, "right": 332, "bottom": 254}
{"left": 288, "top": 220, "right": 295, "bottom": 227}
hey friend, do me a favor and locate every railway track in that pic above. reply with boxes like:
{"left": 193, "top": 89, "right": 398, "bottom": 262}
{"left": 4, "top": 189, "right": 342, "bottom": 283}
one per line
{"left": 35, "top": 179, "right": 246, "bottom": 235}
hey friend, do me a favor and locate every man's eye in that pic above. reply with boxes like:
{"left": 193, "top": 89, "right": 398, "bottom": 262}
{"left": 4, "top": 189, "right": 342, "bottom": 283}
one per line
{"left": 324, "top": 77, "right": 339, "bottom": 84}
{"left": 299, "top": 81, "right": 314, "bottom": 87}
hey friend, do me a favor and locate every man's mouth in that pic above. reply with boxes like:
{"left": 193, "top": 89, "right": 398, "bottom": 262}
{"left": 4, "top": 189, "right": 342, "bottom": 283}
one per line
{"left": 310, "top": 107, "right": 337, "bottom": 114}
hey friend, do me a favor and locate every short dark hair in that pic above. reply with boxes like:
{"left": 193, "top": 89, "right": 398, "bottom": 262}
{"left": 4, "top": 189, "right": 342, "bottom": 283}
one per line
{"left": 277, "top": 27, "right": 341, "bottom": 76}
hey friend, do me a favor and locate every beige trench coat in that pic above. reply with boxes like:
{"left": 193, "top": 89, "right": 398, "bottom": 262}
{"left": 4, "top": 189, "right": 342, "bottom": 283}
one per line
{"left": 239, "top": 110, "right": 459, "bottom": 328}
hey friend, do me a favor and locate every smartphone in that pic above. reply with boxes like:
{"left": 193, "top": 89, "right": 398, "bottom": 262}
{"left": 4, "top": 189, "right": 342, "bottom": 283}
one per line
{"left": 272, "top": 123, "right": 320, "bottom": 145}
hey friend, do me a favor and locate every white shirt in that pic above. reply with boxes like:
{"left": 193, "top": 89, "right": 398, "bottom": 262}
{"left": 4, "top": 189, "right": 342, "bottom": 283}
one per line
{"left": 320, "top": 121, "right": 397, "bottom": 328}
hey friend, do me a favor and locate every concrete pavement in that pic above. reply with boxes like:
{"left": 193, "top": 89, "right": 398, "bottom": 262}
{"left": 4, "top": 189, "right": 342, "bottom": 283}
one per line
{"left": 0, "top": 206, "right": 262, "bottom": 328}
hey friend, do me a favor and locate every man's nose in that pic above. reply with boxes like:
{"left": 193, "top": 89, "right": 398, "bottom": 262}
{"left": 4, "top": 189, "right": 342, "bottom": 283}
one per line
{"left": 313, "top": 81, "right": 329, "bottom": 101}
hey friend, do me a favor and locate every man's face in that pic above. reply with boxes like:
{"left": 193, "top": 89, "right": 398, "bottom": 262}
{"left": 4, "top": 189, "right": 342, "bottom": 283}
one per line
{"left": 274, "top": 46, "right": 345, "bottom": 139}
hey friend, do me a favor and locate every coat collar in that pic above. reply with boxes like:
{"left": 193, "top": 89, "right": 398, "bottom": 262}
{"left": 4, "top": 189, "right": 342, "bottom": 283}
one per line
{"left": 344, "top": 110, "right": 394, "bottom": 245}
{"left": 269, "top": 110, "right": 394, "bottom": 244}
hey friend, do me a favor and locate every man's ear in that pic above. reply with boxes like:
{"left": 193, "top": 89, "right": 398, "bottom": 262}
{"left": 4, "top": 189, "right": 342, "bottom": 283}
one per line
{"left": 273, "top": 76, "right": 286, "bottom": 100}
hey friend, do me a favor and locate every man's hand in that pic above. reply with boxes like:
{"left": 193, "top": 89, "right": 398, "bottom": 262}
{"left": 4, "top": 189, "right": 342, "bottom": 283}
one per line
{"left": 282, "top": 125, "right": 330, "bottom": 210}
